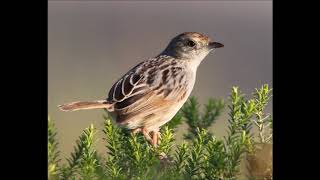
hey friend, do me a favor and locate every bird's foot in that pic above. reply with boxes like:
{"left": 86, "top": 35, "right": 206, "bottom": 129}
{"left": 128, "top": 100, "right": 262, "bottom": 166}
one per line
{"left": 132, "top": 128, "right": 142, "bottom": 134}
{"left": 159, "top": 152, "right": 168, "bottom": 160}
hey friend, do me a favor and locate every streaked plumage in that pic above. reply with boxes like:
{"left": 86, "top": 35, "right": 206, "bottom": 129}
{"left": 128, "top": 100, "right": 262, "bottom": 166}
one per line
{"left": 58, "top": 32, "right": 224, "bottom": 147}
{"left": 106, "top": 55, "right": 191, "bottom": 131}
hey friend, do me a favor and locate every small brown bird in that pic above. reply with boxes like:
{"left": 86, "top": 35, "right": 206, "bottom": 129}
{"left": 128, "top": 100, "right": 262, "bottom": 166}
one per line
{"left": 58, "top": 32, "right": 223, "bottom": 147}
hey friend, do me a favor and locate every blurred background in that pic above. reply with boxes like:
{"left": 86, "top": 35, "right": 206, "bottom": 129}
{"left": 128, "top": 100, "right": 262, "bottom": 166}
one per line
{"left": 48, "top": 1, "right": 272, "bottom": 159}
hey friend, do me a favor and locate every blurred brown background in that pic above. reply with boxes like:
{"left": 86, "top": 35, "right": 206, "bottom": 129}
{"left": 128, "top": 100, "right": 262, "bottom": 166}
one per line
{"left": 48, "top": 1, "right": 272, "bottom": 159}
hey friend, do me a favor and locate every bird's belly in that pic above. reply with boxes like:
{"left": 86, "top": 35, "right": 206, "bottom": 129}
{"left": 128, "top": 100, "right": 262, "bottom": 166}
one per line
{"left": 143, "top": 80, "right": 196, "bottom": 130}
{"left": 123, "top": 101, "right": 184, "bottom": 131}
{"left": 122, "top": 71, "right": 196, "bottom": 131}
{"left": 144, "top": 102, "right": 184, "bottom": 130}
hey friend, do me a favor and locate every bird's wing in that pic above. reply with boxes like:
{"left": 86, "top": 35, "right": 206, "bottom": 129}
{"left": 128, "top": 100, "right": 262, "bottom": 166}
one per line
{"left": 106, "top": 56, "right": 189, "bottom": 123}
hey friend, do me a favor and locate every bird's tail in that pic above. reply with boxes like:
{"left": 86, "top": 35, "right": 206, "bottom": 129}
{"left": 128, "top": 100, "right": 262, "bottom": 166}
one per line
{"left": 58, "top": 100, "right": 111, "bottom": 112}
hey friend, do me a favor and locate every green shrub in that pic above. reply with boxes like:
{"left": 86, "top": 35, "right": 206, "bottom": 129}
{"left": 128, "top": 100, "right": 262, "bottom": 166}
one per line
{"left": 48, "top": 116, "right": 60, "bottom": 180}
{"left": 48, "top": 84, "right": 272, "bottom": 180}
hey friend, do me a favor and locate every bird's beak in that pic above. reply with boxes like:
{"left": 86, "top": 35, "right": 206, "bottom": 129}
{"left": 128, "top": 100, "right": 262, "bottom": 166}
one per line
{"left": 208, "top": 41, "right": 224, "bottom": 49}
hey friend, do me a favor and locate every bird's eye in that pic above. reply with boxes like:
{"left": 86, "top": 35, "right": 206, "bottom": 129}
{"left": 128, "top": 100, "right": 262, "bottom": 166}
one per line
{"left": 187, "top": 40, "right": 196, "bottom": 47}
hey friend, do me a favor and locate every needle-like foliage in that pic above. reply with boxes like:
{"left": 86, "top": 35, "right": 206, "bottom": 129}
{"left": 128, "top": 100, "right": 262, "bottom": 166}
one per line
{"left": 48, "top": 116, "right": 60, "bottom": 180}
{"left": 49, "top": 84, "right": 272, "bottom": 180}
{"left": 182, "top": 96, "right": 224, "bottom": 140}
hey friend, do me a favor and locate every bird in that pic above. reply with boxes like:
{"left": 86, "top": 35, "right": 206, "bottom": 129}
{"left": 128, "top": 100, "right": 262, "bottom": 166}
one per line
{"left": 58, "top": 32, "right": 224, "bottom": 147}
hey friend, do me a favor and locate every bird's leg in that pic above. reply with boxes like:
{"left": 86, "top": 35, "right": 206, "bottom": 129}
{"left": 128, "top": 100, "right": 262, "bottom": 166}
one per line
{"left": 151, "top": 130, "right": 168, "bottom": 160}
{"left": 151, "top": 130, "right": 160, "bottom": 147}
{"left": 133, "top": 127, "right": 156, "bottom": 146}
{"left": 142, "top": 127, "right": 152, "bottom": 143}
{"left": 140, "top": 129, "right": 168, "bottom": 160}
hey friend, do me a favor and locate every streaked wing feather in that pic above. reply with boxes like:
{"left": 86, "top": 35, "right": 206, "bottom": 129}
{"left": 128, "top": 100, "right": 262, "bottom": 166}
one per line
{"left": 106, "top": 55, "right": 189, "bottom": 123}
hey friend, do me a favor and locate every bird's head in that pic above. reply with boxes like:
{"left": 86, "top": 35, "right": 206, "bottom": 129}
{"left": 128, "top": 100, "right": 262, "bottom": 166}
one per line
{"left": 162, "top": 32, "right": 224, "bottom": 61}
